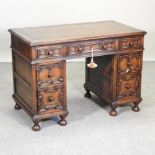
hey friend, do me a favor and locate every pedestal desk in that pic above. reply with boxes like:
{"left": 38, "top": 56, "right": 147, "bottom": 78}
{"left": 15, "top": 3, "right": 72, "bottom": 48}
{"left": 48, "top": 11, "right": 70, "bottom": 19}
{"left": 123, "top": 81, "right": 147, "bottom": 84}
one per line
{"left": 9, "top": 21, "right": 146, "bottom": 131}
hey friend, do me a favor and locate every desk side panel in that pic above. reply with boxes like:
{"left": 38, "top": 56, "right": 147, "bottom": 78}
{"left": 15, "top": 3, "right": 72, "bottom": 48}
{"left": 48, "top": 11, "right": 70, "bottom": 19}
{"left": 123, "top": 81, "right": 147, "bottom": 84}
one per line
{"left": 11, "top": 35, "right": 34, "bottom": 116}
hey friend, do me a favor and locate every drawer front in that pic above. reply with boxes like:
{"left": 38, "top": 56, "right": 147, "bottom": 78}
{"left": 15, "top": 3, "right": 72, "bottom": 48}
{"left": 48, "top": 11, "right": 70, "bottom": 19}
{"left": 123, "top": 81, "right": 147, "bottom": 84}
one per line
{"left": 119, "top": 37, "right": 143, "bottom": 50}
{"left": 79, "top": 39, "right": 117, "bottom": 53}
{"left": 117, "top": 52, "right": 142, "bottom": 74}
{"left": 36, "top": 61, "right": 65, "bottom": 89}
{"left": 36, "top": 45, "right": 65, "bottom": 59}
{"left": 35, "top": 39, "right": 117, "bottom": 59}
{"left": 37, "top": 88, "right": 65, "bottom": 113}
{"left": 116, "top": 73, "right": 140, "bottom": 99}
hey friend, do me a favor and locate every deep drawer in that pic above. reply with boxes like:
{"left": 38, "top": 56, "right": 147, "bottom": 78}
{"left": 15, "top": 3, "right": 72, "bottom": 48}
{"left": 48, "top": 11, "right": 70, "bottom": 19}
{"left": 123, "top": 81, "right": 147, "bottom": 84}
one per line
{"left": 117, "top": 52, "right": 142, "bottom": 75}
{"left": 116, "top": 73, "right": 141, "bottom": 99}
{"left": 37, "top": 87, "right": 65, "bottom": 113}
{"left": 36, "top": 61, "right": 65, "bottom": 89}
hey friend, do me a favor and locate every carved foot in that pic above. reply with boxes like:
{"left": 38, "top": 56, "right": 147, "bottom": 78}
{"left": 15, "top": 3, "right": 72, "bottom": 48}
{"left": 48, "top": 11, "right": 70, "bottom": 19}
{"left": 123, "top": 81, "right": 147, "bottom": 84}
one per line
{"left": 14, "top": 103, "right": 22, "bottom": 110}
{"left": 109, "top": 103, "right": 118, "bottom": 116}
{"left": 132, "top": 102, "right": 140, "bottom": 112}
{"left": 32, "top": 121, "right": 41, "bottom": 131}
{"left": 58, "top": 114, "right": 68, "bottom": 126}
{"left": 84, "top": 89, "right": 91, "bottom": 98}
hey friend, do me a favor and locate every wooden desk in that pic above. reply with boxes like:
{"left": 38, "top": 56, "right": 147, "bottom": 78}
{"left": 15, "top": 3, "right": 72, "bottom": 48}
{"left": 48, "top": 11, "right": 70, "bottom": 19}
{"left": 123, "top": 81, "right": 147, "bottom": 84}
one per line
{"left": 9, "top": 21, "right": 146, "bottom": 131}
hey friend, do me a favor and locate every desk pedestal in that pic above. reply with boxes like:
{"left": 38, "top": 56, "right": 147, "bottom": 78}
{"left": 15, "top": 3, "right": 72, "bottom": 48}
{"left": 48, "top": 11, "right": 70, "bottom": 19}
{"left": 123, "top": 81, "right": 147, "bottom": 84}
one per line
{"left": 84, "top": 52, "right": 143, "bottom": 116}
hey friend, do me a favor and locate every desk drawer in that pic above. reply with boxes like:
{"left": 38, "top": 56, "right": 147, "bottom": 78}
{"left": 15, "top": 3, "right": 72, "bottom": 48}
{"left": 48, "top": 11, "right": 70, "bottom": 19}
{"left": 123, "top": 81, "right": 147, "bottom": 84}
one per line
{"left": 116, "top": 73, "right": 140, "bottom": 99}
{"left": 117, "top": 52, "right": 142, "bottom": 75}
{"left": 119, "top": 37, "right": 143, "bottom": 50}
{"left": 36, "top": 61, "right": 65, "bottom": 89}
{"left": 67, "top": 39, "right": 117, "bottom": 56}
{"left": 36, "top": 45, "right": 65, "bottom": 59}
{"left": 37, "top": 87, "right": 65, "bottom": 113}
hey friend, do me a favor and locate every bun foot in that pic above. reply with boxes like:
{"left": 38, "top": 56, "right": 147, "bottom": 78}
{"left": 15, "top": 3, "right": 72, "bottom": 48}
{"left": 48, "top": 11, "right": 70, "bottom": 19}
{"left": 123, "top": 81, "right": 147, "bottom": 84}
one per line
{"left": 84, "top": 89, "right": 91, "bottom": 98}
{"left": 132, "top": 102, "right": 140, "bottom": 112}
{"left": 32, "top": 122, "right": 41, "bottom": 131}
{"left": 110, "top": 103, "right": 118, "bottom": 116}
{"left": 58, "top": 119, "right": 67, "bottom": 126}
{"left": 15, "top": 103, "right": 22, "bottom": 110}
{"left": 109, "top": 110, "right": 117, "bottom": 116}
{"left": 58, "top": 115, "right": 67, "bottom": 126}
{"left": 132, "top": 106, "right": 140, "bottom": 112}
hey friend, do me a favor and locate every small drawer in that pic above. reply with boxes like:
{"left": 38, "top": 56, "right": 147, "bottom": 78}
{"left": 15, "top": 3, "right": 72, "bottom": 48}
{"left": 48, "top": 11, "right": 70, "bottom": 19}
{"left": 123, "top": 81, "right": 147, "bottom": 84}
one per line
{"left": 119, "top": 37, "right": 143, "bottom": 50}
{"left": 80, "top": 41, "right": 101, "bottom": 53}
{"left": 36, "top": 61, "right": 65, "bottom": 89}
{"left": 101, "top": 39, "right": 117, "bottom": 51}
{"left": 117, "top": 52, "right": 142, "bottom": 74}
{"left": 80, "top": 39, "right": 117, "bottom": 53}
{"left": 67, "top": 39, "right": 117, "bottom": 57}
{"left": 36, "top": 45, "right": 66, "bottom": 59}
{"left": 67, "top": 41, "right": 103, "bottom": 56}
{"left": 116, "top": 73, "right": 140, "bottom": 99}
{"left": 37, "top": 88, "right": 65, "bottom": 113}
{"left": 67, "top": 44, "right": 81, "bottom": 56}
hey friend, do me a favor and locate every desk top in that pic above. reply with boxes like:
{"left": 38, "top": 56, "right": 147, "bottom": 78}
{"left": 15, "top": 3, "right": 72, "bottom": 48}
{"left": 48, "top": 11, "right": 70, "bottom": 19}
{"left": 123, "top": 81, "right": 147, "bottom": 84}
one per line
{"left": 9, "top": 20, "right": 146, "bottom": 46}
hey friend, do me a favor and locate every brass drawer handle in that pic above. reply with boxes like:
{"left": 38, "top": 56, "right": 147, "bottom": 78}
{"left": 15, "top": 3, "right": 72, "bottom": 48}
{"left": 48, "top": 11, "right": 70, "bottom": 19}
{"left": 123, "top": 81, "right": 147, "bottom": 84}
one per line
{"left": 48, "top": 96, "right": 54, "bottom": 102}
{"left": 102, "top": 45, "right": 107, "bottom": 49}
{"left": 127, "top": 62, "right": 133, "bottom": 66}
{"left": 77, "top": 47, "right": 82, "bottom": 52}
{"left": 125, "top": 68, "right": 130, "bottom": 73}
{"left": 48, "top": 50, "right": 54, "bottom": 56}
{"left": 129, "top": 41, "right": 133, "bottom": 47}
{"left": 59, "top": 78, "right": 64, "bottom": 82}
{"left": 126, "top": 83, "right": 131, "bottom": 89}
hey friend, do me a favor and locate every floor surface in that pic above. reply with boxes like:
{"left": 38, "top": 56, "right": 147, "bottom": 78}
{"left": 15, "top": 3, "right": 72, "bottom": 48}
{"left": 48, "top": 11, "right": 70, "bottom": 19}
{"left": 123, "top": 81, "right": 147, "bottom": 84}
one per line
{"left": 0, "top": 62, "right": 155, "bottom": 155}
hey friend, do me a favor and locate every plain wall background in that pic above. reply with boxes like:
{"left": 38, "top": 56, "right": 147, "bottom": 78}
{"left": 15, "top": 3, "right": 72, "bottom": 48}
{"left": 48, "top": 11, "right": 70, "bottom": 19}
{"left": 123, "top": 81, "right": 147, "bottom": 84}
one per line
{"left": 0, "top": 0, "right": 154, "bottom": 62}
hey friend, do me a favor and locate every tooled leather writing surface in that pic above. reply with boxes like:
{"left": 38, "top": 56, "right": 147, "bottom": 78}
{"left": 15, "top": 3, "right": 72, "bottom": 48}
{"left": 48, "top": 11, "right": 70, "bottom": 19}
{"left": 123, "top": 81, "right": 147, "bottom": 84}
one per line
{"left": 9, "top": 20, "right": 146, "bottom": 46}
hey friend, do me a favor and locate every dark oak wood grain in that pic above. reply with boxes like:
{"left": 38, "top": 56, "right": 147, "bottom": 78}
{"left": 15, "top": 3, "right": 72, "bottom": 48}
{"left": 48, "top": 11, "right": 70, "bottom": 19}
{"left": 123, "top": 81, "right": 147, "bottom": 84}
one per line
{"left": 9, "top": 21, "right": 146, "bottom": 131}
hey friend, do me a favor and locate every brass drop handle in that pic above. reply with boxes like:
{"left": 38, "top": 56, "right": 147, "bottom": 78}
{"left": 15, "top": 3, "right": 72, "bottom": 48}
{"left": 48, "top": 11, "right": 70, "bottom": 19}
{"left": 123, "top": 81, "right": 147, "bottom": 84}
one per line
{"left": 125, "top": 68, "right": 130, "bottom": 73}
{"left": 48, "top": 96, "right": 54, "bottom": 102}
{"left": 126, "top": 83, "right": 131, "bottom": 89}
{"left": 48, "top": 72, "right": 52, "bottom": 78}
{"left": 129, "top": 41, "right": 133, "bottom": 47}
{"left": 59, "top": 78, "right": 64, "bottom": 82}
{"left": 77, "top": 47, "right": 82, "bottom": 52}
{"left": 127, "top": 62, "right": 133, "bottom": 66}
{"left": 38, "top": 81, "right": 42, "bottom": 86}
{"left": 102, "top": 44, "right": 107, "bottom": 49}
{"left": 48, "top": 50, "right": 53, "bottom": 56}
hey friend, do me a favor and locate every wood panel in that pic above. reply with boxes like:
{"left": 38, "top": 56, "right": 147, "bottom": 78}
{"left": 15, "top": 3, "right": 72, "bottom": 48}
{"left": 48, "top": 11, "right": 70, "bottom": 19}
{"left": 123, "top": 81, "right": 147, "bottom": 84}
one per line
{"left": 11, "top": 35, "right": 32, "bottom": 61}
{"left": 15, "top": 77, "right": 33, "bottom": 109}
{"left": 14, "top": 53, "right": 32, "bottom": 85}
